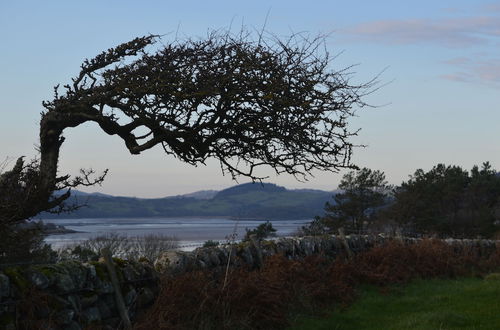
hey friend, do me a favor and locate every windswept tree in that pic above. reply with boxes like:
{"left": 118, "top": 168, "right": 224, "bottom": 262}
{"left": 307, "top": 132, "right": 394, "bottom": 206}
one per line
{"left": 1, "top": 30, "right": 376, "bottom": 258}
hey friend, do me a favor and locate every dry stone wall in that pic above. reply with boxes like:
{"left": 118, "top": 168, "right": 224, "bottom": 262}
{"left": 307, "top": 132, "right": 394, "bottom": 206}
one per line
{"left": 1, "top": 235, "right": 499, "bottom": 329}
{"left": 154, "top": 235, "right": 500, "bottom": 273}
{"left": 0, "top": 259, "right": 157, "bottom": 329}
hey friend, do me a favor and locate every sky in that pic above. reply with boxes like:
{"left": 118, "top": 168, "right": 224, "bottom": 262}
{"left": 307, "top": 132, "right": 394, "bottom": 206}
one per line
{"left": 0, "top": 1, "right": 499, "bottom": 198}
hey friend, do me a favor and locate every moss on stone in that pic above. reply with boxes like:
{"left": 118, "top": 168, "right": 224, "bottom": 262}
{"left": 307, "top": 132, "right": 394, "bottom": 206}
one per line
{"left": 112, "top": 257, "right": 127, "bottom": 267}
{"left": 138, "top": 256, "right": 150, "bottom": 263}
{"left": 34, "top": 265, "right": 60, "bottom": 278}
{"left": 45, "top": 294, "right": 66, "bottom": 311}
{"left": 81, "top": 290, "right": 97, "bottom": 298}
{"left": 236, "top": 241, "right": 251, "bottom": 250}
{"left": 3, "top": 267, "right": 29, "bottom": 291}
{"left": 261, "top": 240, "right": 277, "bottom": 249}
{"left": 0, "top": 313, "right": 15, "bottom": 327}
{"left": 89, "top": 262, "right": 109, "bottom": 281}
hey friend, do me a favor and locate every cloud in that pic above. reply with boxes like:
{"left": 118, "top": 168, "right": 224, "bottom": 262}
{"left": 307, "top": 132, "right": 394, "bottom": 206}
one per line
{"left": 474, "top": 59, "right": 500, "bottom": 82}
{"left": 483, "top": 3, "right": 500, "bottom": 12}
{"left": 439, "top": 72, "right": 474, "bottom": 83}
{"left": 442, "top": 57, "right": 472, "bottom": 65}
{"left": 343, "top": 16, "right": 500, "bottom": 48}
{"left": 441, "top": 56, "right": 500, "bottom": 85}
{"left": 341, "top": 5, "right": 500, "bottom": 87}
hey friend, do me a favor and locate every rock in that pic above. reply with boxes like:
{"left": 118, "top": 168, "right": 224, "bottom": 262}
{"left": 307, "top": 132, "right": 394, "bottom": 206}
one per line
{"left": 137, "top": 287, "right": 155, "bottom": 307}
{"left": 66, "top": 263, "right": 88, "bottom": 290}
{"left": 27, "top": 271, "right": 49, "bottom": 290}
{"left": 96, "top": 279, "right": 114, "bottom": 294}
{"left": 80, "top": 294, "right": 99, "bottom": 308}
{"left": 300, "top": 237, "right": 315, "bottom": 255}
{"left": 209, "top": 249, "right": 222, "bottom": 266}
{"left": 124, "top": 288, "right": 137, "bottom": 306}
{"left": 261, "top": 241, "right": 277, "bottom": 257}
{"left": 54, "top": 273, "right": 75, "bottom": 293}
{"left": 155, "top": 251, "right": 190, "bottom": 273}
{"left": 239, "top": 245, "right": 254, "bottom": 266}
{"left": 50, "top": 295, "right": 72, "bottom": 310}
{"left": 81, "top": 307, "right": 101, "bottom": 323}
{"left": 122, "top": 265, "right": 139, "bottom": 282}
{"left": 3, "top": 324, "right": 15, "bottom": 330}
{"left": 0, "top": 273, "right": 10, "bottom": 297}
{"left": 96, "top": 299, "right": 112, "bottom": 320}
{"left": 102, "top": 317, "right": 121, "bottom": 329}
{"left": 35, "top": 304, "right": 51, "bottom": 318}
{"left": 102, "top": 293, "right": 117, "bottom": 311}
{"left": 66, "top": 295, "right": 81, "bottom": 313}
{"left": 65, "top": 321, "right": 82, "bottom": 330}
{"left": 85, "top": 264, "right": 97, "bottom": 280}
{"left": 55, "top": 309, "right": 75, "bottom": 325}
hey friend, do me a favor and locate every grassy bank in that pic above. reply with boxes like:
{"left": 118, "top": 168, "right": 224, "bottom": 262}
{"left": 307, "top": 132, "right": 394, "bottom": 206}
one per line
{"left": 291, "top": 275, "right": 500, "bottom": 330}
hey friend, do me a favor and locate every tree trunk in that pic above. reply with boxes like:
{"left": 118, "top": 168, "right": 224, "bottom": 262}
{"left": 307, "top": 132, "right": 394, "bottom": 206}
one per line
{"left": 39, "top": 112, "right": 65, "bottom": 199}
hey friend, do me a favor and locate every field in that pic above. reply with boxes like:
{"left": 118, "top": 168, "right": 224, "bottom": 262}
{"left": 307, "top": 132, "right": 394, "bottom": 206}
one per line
{"left": 291, "top": 275, "right": 500, "bottom": 330}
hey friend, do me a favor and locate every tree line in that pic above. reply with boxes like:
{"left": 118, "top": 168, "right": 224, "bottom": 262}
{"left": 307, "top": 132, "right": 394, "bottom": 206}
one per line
{"left": 302, "top": 162, "right": 500, "bottom": 238}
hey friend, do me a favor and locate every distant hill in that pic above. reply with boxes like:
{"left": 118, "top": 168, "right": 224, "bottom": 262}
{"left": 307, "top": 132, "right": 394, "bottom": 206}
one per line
{"left": 40, "top": 183, "right": 335, "bottom": 220}
{"left": 215, "top": 182, "right": 286, "bottom": 198}
{"left": 180, "top": 190, "right": 218, "bottom": 200}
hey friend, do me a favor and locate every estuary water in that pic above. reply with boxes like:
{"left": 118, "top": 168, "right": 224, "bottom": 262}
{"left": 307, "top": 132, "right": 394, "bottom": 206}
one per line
{"left": 43, "top": 217, "right": 311, "bottom": 250}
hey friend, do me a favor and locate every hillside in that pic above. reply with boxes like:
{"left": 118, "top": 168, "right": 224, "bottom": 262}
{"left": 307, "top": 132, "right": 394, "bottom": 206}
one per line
{"left": 40, "top": 183, "right": 335, "bottom": 220}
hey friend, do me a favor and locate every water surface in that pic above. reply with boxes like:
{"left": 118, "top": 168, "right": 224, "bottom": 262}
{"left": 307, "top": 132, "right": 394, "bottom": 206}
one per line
{"left": 44, "top": 217, "right": 311, "bottom": 250}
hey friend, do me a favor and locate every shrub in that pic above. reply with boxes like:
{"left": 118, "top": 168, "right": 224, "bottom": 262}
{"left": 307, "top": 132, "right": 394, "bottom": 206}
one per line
{"left": 58, "top": 233, "right": 178, "bottom": 262}
{"left": 244, "top": 221, "right": 277, "bottom": 241}
{"left": 203, "top": 240, "right": 220, "bottom": 248}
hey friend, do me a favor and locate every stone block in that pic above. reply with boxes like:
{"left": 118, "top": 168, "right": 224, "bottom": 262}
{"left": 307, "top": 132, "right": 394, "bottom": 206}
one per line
{"left": 81, "top": 307, "right": 101, "bottom": 323}
{"left": 27, "top": 271, "right": 49, "bottom": 290}
{"left": 0, "top": 273, "right": 10, "bottom": 298}
{"left": 55, "top": 309, "right": 75, "bottom": 325}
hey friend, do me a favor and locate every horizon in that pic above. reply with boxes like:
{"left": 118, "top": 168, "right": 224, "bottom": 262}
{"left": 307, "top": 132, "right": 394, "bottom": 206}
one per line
{"left": 1, "top": 1, "right": 499, "bottom": 198}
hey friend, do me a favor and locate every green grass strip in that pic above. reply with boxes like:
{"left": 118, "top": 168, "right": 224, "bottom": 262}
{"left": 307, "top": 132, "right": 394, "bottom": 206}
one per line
{"left": 290, "top": 275, "right": 500, "bottom": 330}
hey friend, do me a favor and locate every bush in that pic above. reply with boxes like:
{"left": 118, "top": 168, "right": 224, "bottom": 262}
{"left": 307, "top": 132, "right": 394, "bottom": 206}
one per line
{"left": 58, "top": 233, "right": 178, "bottom": 262}
{"left": 203, "top": 240, "right": 220, "bottom": 248}
{"left": 0, "top": 224, "right": 56, "bottom": 266}
{"left": 297, "top": 216, "right": 332, "bottom": 236}
{"left": 244, "top": 221, "right": 277, "bottom": 241}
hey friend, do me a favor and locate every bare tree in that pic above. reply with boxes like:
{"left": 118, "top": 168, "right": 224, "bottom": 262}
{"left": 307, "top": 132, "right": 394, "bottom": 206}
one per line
{"left": 2, "top": 30, "right": 376, "bottom": 226}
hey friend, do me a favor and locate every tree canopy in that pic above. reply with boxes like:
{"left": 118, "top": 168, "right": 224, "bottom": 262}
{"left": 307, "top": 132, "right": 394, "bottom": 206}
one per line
{"left": 387, "top": 162, "right": 500, "bottom": 237}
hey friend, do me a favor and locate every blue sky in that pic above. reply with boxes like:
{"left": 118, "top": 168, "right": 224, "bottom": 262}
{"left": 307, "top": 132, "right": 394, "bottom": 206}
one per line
{"left": 1, "top": 1, "right": 499, "bottom": 197}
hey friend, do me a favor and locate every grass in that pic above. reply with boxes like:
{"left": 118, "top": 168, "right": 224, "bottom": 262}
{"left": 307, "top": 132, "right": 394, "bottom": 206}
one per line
{"left": 290, "top": 275, "right": 500, "bottom": 330}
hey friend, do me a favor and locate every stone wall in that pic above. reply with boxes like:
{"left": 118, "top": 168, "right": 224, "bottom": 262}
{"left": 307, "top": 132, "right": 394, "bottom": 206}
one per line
{"left": 154, "top": 235, "right": 500, "bottom": 273}
{"left": 1, "top": 235, "right": 499, "bottom": 329}
{"left": 0, "top": 259, "right": 157, "bottom": 329}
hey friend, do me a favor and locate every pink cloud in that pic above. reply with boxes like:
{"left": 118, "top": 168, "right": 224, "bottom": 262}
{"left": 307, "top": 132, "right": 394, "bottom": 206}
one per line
{"left": 442, "top": 57, "right": 472, "bottom": 65}
{"left": 483, "top": 3, "right": 500, "bottom": 12}
{"left": 475, "top": 59, "right": 500, "bottom": 82}
{"left": 441, "top": 56, "right": 500, "bottom": 85}
{"left": 344, "top": 16, "right": 500, "bottom": 48}
{"left": 439, "top": 72, "right": 473, "bottom": 83}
